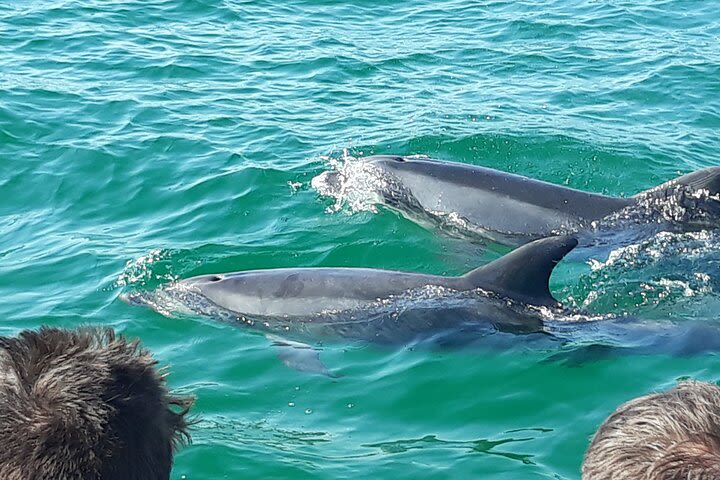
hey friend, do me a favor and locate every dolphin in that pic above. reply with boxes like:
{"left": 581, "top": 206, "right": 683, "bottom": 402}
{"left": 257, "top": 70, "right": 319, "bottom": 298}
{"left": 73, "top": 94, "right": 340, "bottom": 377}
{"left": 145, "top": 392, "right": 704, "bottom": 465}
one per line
{"left": 312, "top": 156, "right": 720, "bottom": 246}
{"left": 174, "top": 235, "right": 576, "bottom": 336}
{"left": 122, "top": 233, "right": 720, "bottom": 375}
{"left": 123, "top": 236, "right": 577, "bottom": 374}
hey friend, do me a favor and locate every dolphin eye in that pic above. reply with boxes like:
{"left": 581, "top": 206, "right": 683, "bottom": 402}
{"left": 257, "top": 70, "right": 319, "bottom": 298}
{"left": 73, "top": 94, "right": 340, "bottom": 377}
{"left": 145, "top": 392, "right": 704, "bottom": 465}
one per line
{"left": 209, "top": 275, "right": 223, "bottom": 282}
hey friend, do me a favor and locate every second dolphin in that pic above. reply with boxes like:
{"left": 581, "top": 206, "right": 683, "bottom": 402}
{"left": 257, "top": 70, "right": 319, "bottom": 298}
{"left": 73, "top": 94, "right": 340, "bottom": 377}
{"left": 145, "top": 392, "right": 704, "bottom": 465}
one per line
{"left": 313, "top": 156, "right": 720, "bottom": 246}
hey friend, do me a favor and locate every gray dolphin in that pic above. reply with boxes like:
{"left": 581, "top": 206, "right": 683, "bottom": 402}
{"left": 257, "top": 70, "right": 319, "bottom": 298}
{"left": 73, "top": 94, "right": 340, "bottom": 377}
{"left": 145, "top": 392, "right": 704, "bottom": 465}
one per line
{"left": 313, "top": 156, "right": 720, "bottom": 245}
{"left": 123, "top": 233, "right": 720, "bottom": 374}
{"left": 124, "top": 236, "right": 577, "bottom": 374}
{"left": 176, "top": 235, "right": 576, "bottom": 334}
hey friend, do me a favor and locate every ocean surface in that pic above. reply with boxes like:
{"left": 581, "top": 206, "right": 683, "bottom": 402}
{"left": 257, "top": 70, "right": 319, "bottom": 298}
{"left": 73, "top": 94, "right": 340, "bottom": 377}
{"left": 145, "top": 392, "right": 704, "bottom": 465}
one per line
{"left": 2, "top": 0, "right": 720, "bottom": 478}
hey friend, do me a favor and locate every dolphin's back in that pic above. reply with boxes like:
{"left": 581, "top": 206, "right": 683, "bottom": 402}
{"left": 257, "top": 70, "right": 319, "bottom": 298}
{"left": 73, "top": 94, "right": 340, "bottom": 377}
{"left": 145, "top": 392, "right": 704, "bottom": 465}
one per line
{"left": 372, "top": 156, "right": 633, "bottom": 239}
{"left": 184, "top": 268, "right": 451, "bottom": 317}
{"left": 180, "top": 236, "right": 578, "bottom": 320}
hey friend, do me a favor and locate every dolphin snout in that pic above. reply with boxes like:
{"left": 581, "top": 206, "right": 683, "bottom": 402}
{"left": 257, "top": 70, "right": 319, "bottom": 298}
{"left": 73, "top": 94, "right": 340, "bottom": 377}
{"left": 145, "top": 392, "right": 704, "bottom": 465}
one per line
{"left": 322, "top": 171, "right": 342, "bottom": 190}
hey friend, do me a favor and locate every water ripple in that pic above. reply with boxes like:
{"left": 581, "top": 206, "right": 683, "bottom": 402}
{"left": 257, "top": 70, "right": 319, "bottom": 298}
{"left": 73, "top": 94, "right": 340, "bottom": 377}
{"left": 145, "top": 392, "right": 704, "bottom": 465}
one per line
{"left": 2, "top": 0, "right": 720, "bottom": 478}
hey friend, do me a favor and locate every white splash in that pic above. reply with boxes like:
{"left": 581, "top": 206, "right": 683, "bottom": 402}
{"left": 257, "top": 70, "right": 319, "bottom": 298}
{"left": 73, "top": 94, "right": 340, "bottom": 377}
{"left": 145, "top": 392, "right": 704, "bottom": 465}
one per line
{"left": 311, "top": 153, "right": 387, "bottom": 214}
{"left": 115, "top": 249, "right": 178, "bottom": 288}
{"left": 577, "top": 230, "right": 720, "bottom": 310}
{"left": 589, "top": 230, "right": 720, "bottom": 271}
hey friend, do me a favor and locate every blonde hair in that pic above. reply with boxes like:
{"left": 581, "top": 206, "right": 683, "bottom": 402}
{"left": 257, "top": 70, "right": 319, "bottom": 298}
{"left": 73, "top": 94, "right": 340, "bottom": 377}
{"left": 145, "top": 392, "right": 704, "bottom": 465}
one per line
{"left": 583, "top": 381, "right": 720, "bottom": 480}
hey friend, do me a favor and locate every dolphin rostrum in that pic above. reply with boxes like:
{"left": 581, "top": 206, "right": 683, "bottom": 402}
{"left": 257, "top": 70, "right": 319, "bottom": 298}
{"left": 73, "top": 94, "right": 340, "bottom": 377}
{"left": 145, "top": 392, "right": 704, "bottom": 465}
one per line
{"left": 312, "top": 156, "right": 720, "bottom": 245}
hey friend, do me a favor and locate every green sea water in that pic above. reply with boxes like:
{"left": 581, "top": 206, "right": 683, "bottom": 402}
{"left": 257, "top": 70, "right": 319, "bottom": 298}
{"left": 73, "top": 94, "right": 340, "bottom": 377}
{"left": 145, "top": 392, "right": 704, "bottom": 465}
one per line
{"left": 2, "top": 0, "right": 720, "bottom": 478}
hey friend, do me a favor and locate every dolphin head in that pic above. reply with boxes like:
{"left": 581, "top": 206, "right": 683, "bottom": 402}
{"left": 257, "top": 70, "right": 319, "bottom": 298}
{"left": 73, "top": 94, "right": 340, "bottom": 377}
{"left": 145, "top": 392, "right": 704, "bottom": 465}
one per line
{"left": 359, "top": 155, "right": 433, "bottom": 211}
{"left": 311, "top": 156, "right": 410, "bottom": 212}
{"left": 173, "top": 273, "right": 266, "bottom": 321}
{"left": 311, "top": 156, "right": 407, "bottom": 199}
{"left": 365, "top": 155, "right": 407, "bottom": 167}
{"left": 180, "top": 273, "right": 224, "bottom": 286}
{"left": 179, "top": 274, "right": 230, "bottom": 302}
{"left": 363, "top": 155, "right": 417, "bottom": 178}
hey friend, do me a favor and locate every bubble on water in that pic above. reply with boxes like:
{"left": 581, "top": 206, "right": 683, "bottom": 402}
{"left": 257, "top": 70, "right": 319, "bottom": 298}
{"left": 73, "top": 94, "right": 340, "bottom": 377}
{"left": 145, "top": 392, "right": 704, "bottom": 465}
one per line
{"left": 115, "top": 249, "right": 177, "bottom": 288}
{"left": 115, "top": 249, "right": 164, "bottom": 287}
{"left": 590, "top": 231, "right": 719, "bottom": 271}
{"left": 528, "top": 304, "right": 617, "bottom": 324}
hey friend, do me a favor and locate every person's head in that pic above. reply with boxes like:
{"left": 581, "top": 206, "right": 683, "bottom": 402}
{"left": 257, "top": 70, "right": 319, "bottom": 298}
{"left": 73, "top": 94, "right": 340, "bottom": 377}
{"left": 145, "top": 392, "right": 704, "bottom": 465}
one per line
{"left": 0, "top": 326, "right": 194, "bottom": 480}
{"left": 583, "top": 380, "right": 720, "bottom": 480}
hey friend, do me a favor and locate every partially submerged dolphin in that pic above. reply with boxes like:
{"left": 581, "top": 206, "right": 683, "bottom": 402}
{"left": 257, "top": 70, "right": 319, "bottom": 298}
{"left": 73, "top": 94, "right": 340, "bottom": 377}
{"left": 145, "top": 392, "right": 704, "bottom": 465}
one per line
{"left": 313, "top": 156, "right": 720, "bottom": 246}
{"left": 123, "top": 233, "right": 720, "bottom": 374}
{"left": 167, "top": 235, "right": 575, "bottom": 336}
{"left": 124, "top": 236, "right": 577, "bottom": 374}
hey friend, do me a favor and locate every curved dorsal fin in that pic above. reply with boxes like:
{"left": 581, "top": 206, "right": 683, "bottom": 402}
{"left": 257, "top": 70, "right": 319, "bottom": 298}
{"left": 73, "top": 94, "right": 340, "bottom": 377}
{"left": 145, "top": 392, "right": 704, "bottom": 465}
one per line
{"left": 463, "top": 236, "right": 578, "bottom": 307}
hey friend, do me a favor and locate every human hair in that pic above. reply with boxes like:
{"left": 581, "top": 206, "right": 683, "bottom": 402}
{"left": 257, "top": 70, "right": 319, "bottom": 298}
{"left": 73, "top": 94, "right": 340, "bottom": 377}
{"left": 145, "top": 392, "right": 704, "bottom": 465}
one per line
{"left": 0, "top": 326, "right": 194, "bottom": 480}
{"left": 583, "top": 380, "right": 720, "bottom": 480}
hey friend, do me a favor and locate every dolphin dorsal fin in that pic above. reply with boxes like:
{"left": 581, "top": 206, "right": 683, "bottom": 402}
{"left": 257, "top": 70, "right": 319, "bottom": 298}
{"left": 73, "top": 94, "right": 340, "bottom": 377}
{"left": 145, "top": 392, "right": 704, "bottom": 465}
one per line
{"left": 463, "top": 236, "right": 578, "bottom": 307}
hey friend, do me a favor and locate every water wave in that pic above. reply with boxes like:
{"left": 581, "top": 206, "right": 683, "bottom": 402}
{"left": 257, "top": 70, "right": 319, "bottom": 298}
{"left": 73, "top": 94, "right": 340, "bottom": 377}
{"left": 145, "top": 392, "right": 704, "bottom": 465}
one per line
{"left": 5, "top": 0, "right": 720, "bottom": 477}
{"left": 568, "top": 230, "right": 720, "bottom": 314}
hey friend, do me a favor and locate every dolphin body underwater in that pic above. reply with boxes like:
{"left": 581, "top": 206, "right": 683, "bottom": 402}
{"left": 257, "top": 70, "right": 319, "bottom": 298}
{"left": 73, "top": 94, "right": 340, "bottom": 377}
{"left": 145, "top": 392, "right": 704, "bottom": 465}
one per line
{"left": 313, "top": 156, "right": 720, "bottom": 246}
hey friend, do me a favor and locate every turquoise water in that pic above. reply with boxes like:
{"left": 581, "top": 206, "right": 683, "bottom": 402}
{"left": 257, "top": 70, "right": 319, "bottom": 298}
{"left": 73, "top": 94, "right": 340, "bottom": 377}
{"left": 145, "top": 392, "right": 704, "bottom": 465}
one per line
{"left": 2, "top": 0, "right": 720, "bottom": 478}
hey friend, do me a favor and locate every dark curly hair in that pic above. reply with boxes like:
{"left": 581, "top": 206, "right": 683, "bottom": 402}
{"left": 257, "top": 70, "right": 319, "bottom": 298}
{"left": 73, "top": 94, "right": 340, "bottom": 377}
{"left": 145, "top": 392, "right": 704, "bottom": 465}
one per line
{"left": 0, "top": 326, "right": 194, "bottom": 480}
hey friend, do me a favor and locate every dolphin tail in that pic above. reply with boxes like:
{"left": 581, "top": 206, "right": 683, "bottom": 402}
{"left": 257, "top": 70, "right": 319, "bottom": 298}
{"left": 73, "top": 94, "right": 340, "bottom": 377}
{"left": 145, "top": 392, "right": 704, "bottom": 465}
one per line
{"left": 638, "top": 167, "right": 720, "bottom": 198}
{"left": 462, "top": 235, "right": 578, "bottom": 307}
